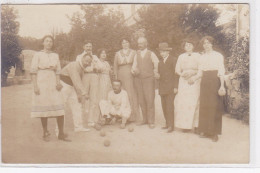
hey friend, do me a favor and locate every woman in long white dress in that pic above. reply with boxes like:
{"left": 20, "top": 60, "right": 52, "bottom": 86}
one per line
{"left": 30, "top": 35, "right": 70, "bottom": 142}
{"left": 174, "top": 39, "right": 202, "bottom": 132}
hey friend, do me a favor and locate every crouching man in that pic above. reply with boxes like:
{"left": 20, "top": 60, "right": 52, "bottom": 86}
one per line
{"left": 99, "top": 80, "right": 131, "bottom": 129}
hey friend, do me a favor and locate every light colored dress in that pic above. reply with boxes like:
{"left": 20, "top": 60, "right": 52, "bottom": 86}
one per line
{"left": 30, "top": 51, "right": 65, "bottom": 118}
{"left": 174, "top": 52, "right": 201, "bottom": 129}
{"left": 114, "top": 49, "right": 139, "bottom": 122}
{"left": 99, "top": 60, "right": 112, "bottom": 100}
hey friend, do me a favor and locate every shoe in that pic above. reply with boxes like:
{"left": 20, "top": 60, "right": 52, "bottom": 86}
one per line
{"left": 58, "top": 133, "right": 71, "bottom": 142}
{"left": 88, "top": 122, "right": 95, "bottom": 127}
{"left": 167, "top": 127, "right": 174, "bottom": 133}
{"left": 149, "top": 124, "right": 155, "bottom": 129}
{"left": 161, "top": 126, "right": 168, "bottom": 129}
{"left": 212, "top": 135, "right": 219, "bottom": 142}
{"left": 74, "top": 127, "right": 91, "bottom": 132}
{"left": 120, "top": 124, "right": 126, "bottom": 129}
{"left": 199, "top": 132, "right": 209, "bottom": 138}
{"left": 42, "top": 131, "right": 51, "bottom": 142}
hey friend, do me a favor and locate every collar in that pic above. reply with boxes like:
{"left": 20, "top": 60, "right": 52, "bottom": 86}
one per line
{"left": 41, "top": 50, "right": 53, "bottom": 54}
{"left": 114, "top": 89, "right": 122, "bottom": 95}
{"left": 83, "top": 51, "right": 93, "bottom": 56}
{"left": 163, "top": 55, "right": 169, "bottom": 59}
{"left": 141, "top": 48, "right": 147, "bottom": 53}
{"left": 78, "top": 60, "right": 84, "bottom": 69}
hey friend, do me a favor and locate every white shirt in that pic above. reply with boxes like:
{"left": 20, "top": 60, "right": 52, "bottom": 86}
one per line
{"left": 199, "top": 50, "right": 225, "bottom": 77}
{"left": 163, "top": 55, "right": 169, "bottom": 63}
{"left": 108, "top": 89, "right": 131, "bottom": 113}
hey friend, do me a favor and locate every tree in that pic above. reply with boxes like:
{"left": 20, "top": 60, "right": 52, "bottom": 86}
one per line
{"left": 54, "top": 5, "right": 131, "bottom": 64}
{"left": 1, "top": 5, "right": 22, "bottom": 86}
{"left": 180, "top": 4, "right": 231, "bottom": 57}
{"left": 137, "top": 4, "right": 188, "bottom": 56}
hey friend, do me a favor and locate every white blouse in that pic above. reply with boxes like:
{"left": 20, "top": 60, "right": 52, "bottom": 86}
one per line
{"left": 199, "top": 50, "right": 225, "bottom": 77}
{"left": 30, "top": 51, "right": 61, "bottom": 74}
{"left": 175, "top": 52, "right": 201, "bottom": 75}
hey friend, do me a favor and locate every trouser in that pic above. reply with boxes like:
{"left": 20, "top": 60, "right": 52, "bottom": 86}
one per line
{"left": 134, "top": 76, "right": 155, "bottom": 124}
{"left": 82, "top": 73, "right": 100, "bottom": 125}
{"left": 99, "top": 100, "right": 130, "bottom": 124}
{"left": 60, "top": 81, "right": 85, "bottom": 130}
{"left": 160, "top": 93, "right": 175, "bottom": 128}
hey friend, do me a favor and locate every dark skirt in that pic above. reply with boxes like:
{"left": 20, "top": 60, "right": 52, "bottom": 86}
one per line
{"left": 198, "top": 70, "right": 224, "bottom": 135}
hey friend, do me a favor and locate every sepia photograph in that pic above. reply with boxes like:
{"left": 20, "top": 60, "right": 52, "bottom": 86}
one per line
{"left": 1, "top": 2, "right": 250, "bottom": 164}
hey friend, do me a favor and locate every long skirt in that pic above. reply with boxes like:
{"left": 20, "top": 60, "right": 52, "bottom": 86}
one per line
{"left": 31, "top": 70, "right": 65, "bottom": 118}
{"left": 117, "top": 64, "right": 140, "bottom": 122}
{"left": 174, "top": 76, "right": 200, "bottom": 129}
{"left": 99, "top": 73, "right": 112, "bottom": 101}
{"left": 198, "top": 70, "right": 224, "bottom": 135}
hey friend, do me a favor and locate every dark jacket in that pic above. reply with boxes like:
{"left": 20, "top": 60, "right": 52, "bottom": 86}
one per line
{"left": 158, "top": 55, "right": 179, "bottom": 95}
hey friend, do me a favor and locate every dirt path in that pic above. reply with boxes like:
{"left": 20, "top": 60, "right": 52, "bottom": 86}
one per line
{"left": 1, "top": 84, "right": 249, "bottom": 164}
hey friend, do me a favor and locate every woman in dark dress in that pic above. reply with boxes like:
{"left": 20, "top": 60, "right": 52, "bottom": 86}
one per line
{"left": 198, "top": 36, "right": 226, "bottom": 142}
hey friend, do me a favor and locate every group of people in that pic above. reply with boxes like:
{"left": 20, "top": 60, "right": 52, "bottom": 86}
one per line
{"left": 30, "top": 34, "right": 226, "bottom": 143}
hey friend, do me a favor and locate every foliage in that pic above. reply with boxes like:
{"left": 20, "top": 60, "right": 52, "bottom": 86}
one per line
{"left": 137, "top": 4, "right": 249, "bottom": 122}
{"left": 54, "top": 5, "right": 131, "bottom": 63}
{"left": 1, "top": 6, "right": 22, "bottom": 86}
{"left": 227, "top": 36, "right": 249, "bottom": 92}
{"left": 18, "top": 36, "right": 41, "bottom": 51}
{"left": 136, "top": 4, "right": 188, "bottom": 56}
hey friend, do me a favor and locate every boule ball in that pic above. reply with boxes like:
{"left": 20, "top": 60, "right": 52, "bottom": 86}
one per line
{"left": 128, "top": 126, "right": 134, "bottom": 132}
{"left": 95, "top": 124, "right": 102, "bottom": 131}
{"left": 100, "top": 130, "right": 106, "bottom": 137}
{"left": 104, "top": 139, "right": 110, "bottom": 147}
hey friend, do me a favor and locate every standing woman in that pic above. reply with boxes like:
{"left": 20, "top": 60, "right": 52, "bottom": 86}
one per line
{"left": 174, "top": 39, "right": 201, "bottom": 132}
{"left": 30, "top": 35, "right": 70, "bottom": 142}
{"left": 98, "top": 49, "right": 112, "bottom": 101}
{"left": 114, "top": 39, "right": 140, "bottom": 123}
{"left": 198, "top": 36, "right": 226, "bottom": 142}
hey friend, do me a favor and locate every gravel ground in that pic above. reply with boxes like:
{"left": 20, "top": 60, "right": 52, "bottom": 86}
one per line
{"left": 1, "top": 84, "right": 249, "bottom": 164}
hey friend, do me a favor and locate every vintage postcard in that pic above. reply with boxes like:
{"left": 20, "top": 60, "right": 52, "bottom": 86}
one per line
{"left": 1, "top": 2, "right": 251, "bottom": 165}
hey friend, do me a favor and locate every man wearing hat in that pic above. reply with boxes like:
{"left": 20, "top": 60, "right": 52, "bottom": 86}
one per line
{"left": 157, "top": 42, "right": 179, "bottom": 133}
{"left": 131, "top": 37, "right": 159, "bottom": 129}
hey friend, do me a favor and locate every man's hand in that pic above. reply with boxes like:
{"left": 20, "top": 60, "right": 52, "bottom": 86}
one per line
{"left": 56, "top": 83, "right": 63, "bottom": 91}
{"left": 131, "top": 68, "right": 140, "bottom": 76}
{"left": 34, "top": 86, "right": 40, "bottom": 95}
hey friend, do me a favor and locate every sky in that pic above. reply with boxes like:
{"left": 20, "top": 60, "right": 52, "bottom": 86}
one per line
{"left": 9, "top": 4, "right": 239, "bottom": 39}
{"left": 11, "top": 4, "right": 134, "bottom": 39}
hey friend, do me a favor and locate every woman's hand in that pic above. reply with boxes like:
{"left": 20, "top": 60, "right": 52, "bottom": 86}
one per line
{"left": 154, "top": 73, "right": 160, "bottom": 80}
{"left": 56, "top": 83, "right": 63, "bottom": 91}
{"left": 218, "top": 87, "right": 226, "bottom": 96}
{"left": 34, "top": 86, "right": 40, "bottom": 95}
{"left": 182, "top": 70, "right": 197, "bottom": 80}
{"left": 188, "top": 77, "right": 195, "bottom": 85}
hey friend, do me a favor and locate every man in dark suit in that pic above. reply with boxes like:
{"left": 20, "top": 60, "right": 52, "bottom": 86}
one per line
{"left": 157, "top": 42, "right": 179, "bottom": 133}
